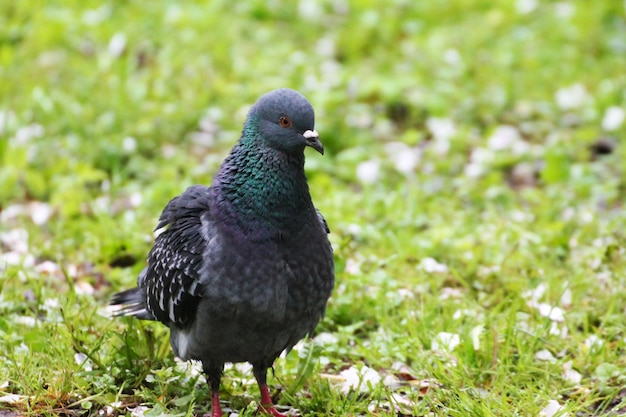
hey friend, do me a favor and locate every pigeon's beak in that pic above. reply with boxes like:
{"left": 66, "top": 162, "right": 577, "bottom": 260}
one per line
{"left": 303, "top": 130, "right": 324, "bottom": 155}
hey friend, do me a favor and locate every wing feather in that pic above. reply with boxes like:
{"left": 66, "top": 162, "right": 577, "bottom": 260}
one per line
{"left": 141, "top": 185, "right": 212, "bottom": 326}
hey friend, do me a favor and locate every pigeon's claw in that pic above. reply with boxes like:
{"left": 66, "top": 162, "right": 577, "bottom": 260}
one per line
{"left": 259, "top": 383, "right": 287, "bottom": 417}
{"left": 261, "top": 405, "right": 287, "bottom": 417}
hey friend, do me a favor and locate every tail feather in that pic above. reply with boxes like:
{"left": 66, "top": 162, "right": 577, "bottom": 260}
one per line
{"left": 109, "top": 287, "right": 155, "bottom": 320}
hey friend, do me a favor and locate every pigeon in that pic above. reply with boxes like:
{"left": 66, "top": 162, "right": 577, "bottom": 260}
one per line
{"left": 110, "top": 88, "right": 335, "bottom": 417}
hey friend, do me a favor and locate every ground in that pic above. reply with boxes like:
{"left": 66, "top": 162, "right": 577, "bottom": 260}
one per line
{"left": 1, "top": 1, "right": 626, "bottom": 416}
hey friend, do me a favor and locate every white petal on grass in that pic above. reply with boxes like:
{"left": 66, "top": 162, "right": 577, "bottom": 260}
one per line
{"left": 385, "top": 142, "right": 421, "bottom": 174}
{"left": 395, "top": 288, "right": 414, "bottom": 300}
{"left": 174, "top": 357, "right": 203, "bottom": 378}
{"left": 345, "top": 105, "right": 373, "bottom": 128}
{"left": 440, "top": 287, "right": 463, "bottom": 300}
{"left": 536, "top": 303, "right": 565, "bottom": 322}
{"left": 35, "top": 260, "right": 61, "bottom": 276}
{"left": 584, "top": 335, "right": 603, "bottom": 350}
{"left": 339, "top": 365, "right": 381, "bottom": 394}
{"left": 108, "top": 33, "right": 126, "bottom": 57}
{"left": 540, "top": 400, "right": 568, "bottom": 417}
{"left": 315, "top": 37, "right": 336, "bottom": 57}
{"left": 560, "top": 288, "right": 572, "bottom": 307}
{"left": 426, "top": 117, "right": 455, "bottom": 142}
{"left": 0, "top": 252, "right": 35, "bottom": 269}
{"left": 15, "top": 316, "right": 36, "bottom": 327}
{"left": 470, "top": 147, "right": 495, "bottom": 164}
{"left": 555, "top": 2, "right": 575, "bottom": 19}
{"left": 383, "top": 374, "right": 402, "bottom": 389}
{"left": 0, "top": 204, "right": 25, "bottom": 222}
{"left": 432, "top": 332, "right": 460, "bottom": 352}
{"left": 122, "top": 136, "right": 137, "bottom": 153}
{"left": 523, "top": 283, "right": 547, "bottom": 302}
{"left": 82, "top": 6, "right": 110, "bottom": 25}
{"left": 29, "top": 201, "right": 53, "bottom": 225}
{"left": 465, "top": 147, "right": 495, "bottom": 178}
{"left": 443, "top": 48, "right": 462, "bottom": 66}
{"left": 0, "top": 394, "right": 26, "bottom": 404}
{"left": 344, "top": 258, "right": 361, "bottom": 275}
{"left": 66, "top": 263, "right": 78, "bottom": 278}
{"left": 418, "top": 257, "right": 448, "bottom": 273}
{"left": 130, "top": 406, "right": 149, "bottom": 417}
{"left": 346, "top": 223, "right": 361, "bottom": 236}
{"left": 0, "top": 229, "right": 29, "bottom": 253}
{"left": 535, "top": 349, "right": 556, "bottom": 362}
{"left": 601, "top": 106, "right": 625, "bottom": 131}
{"left": 562, "top": 361, "right": 582, "bottom": 385}
{"left": 453, "top": 309, "right": 477, "bottom": 319}
{"left": 488, "top": 125, "right": 521, "bottom": 151}
{"left": 43, "top": 298, "right": 60, "bottom": 311}
{"left": 477, "top": 265, "right": 500, "bottom": 277}
{"left": 74, "top": 352, "right": 93, "bottom": 371}
{"left": 516, "top": 0, "right": 537, "bottom": 14}
{"left": 549, "top": 322, "right": 567, "bottom": 337}
{"left": 356, "top": 159, "right": 380, "bottom": 184}
{"left": 555, "top": 83, "right": 588, "bottom": 110}
{"left": 0, "top": 110, "right": 16, "bottom": 134}
{"left": 299, "top": 0, "right": 323, "bottom": 20}
{"left": 389, "top": 393, "right": 418, "bottom": 414}
{"left": 464, "top": 162, "right": 484, "bottom": 178}
{"left": 426, "top": 117, "right": 455, "bottom": 155}
{"left": 470, "top": 325, "right": 483, "bottom": 351}
{"left": 314, "top": 332, "right": 338, "bottom": 346}
{"left": 129, "top": 192, "right": 143, "bottom": 208}
{"left": 75, "top": 281, "right": 95, "bottom": 296}
{"left": 14, "top": 123, "right": 44, "bottom": 145}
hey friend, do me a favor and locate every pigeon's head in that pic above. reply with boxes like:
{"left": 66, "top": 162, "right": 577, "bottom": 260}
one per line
{"left": 247, "top": 88, "right": 324, "bottom": 156}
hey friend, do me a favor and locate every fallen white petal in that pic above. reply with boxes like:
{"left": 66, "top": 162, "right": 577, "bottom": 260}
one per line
{"left": 130, "top": 405, "right": 149, "bottom": 417}
{"left": 560, "top": 288, "right": 572, "bottom": 307}
{"left": 426, "top": 117, "right": 456, "bottom": 142}
{"left": 314, "top": 332, "right": 338, "bottom": 346}
{"left": 0, "top": 228, "right": 29, "bottom": 253}
{"left": 0, "top": 394, "right": 26, "bottom": 403}
{"left": 516, "top": 0, "right": 537, "bottom": 14}
{"left": 356, "top": 160, "right": 380, "bottom": 184}
{"left": 555, "top": 83, "right": 588, "bottom": 110}
{"left": 15, "top": 316, "right": 36, "bottom": 327}
{"left": 339, "top": 365, "right": 381, "bottom": 394}
{"left": 432, "top": 332, "right": 460, "bottom": 352}
{"left": 470, "top": 325, "right": 483, "bottom": 351}
{"left": 29, "top": 201, "right": 53, "bottom": 225}
{"left": 601, "top": 106, "right": 625, "bottom": 131}
{"left": 562, "top": 362, "right": 582, "bottom": 384}
{"left": 540, "top": 400, "right": 568, "bottom": 417}
{"left": 488, "top": 125, "right": 521, "bottom": 151}
{"left": 584, "top": 335, "right": 603, "bottom": 350}
{"left": 108, "top": 33, "right": 126, "bottom": 57}
{"left": 419, "top": 257, "right": 448, "bottom": 273}
{"left": 535, "top": 349, "right": 556, "bottom": 362}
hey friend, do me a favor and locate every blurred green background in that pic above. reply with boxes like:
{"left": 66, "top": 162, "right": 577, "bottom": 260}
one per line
{"left": 1, "top": 1, "right": 626, "bottom": 416}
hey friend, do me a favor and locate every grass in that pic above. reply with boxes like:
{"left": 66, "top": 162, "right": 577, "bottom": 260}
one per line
{"left": 1, "top": 0, "right": 626, "bottom": 416}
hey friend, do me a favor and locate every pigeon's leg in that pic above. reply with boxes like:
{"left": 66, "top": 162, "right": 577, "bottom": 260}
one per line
{"left": 203, "top": 365, "right": 224, "bottom": 417}
{"left": 253, "top": 365, "right": 287, "bottom": 417}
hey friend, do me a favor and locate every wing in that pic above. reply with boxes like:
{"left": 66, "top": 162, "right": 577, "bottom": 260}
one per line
{"left": 140, "top": 185, "right": 212, "bottom": 326}
{"left": 316, "top": 209, "right": 330, "bottom": 234}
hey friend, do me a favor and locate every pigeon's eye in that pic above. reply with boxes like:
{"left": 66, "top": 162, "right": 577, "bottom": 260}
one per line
{"left": 279, "top": 116, "right": 292, "bottom": 128}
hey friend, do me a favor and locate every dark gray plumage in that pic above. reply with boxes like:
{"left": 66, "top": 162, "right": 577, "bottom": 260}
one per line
{"left": 110, "top": 89, "right": 334, "bottom": 417}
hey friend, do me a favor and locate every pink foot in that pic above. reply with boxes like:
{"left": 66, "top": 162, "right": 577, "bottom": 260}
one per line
{"left": 260, "top": 405, "right": 287, "bottom": 417}
{"left": 259, "top": 383, "right": 287, "bottom": 417}
{"left": 202, "top": 392, "right": 223, "bottom": 417}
